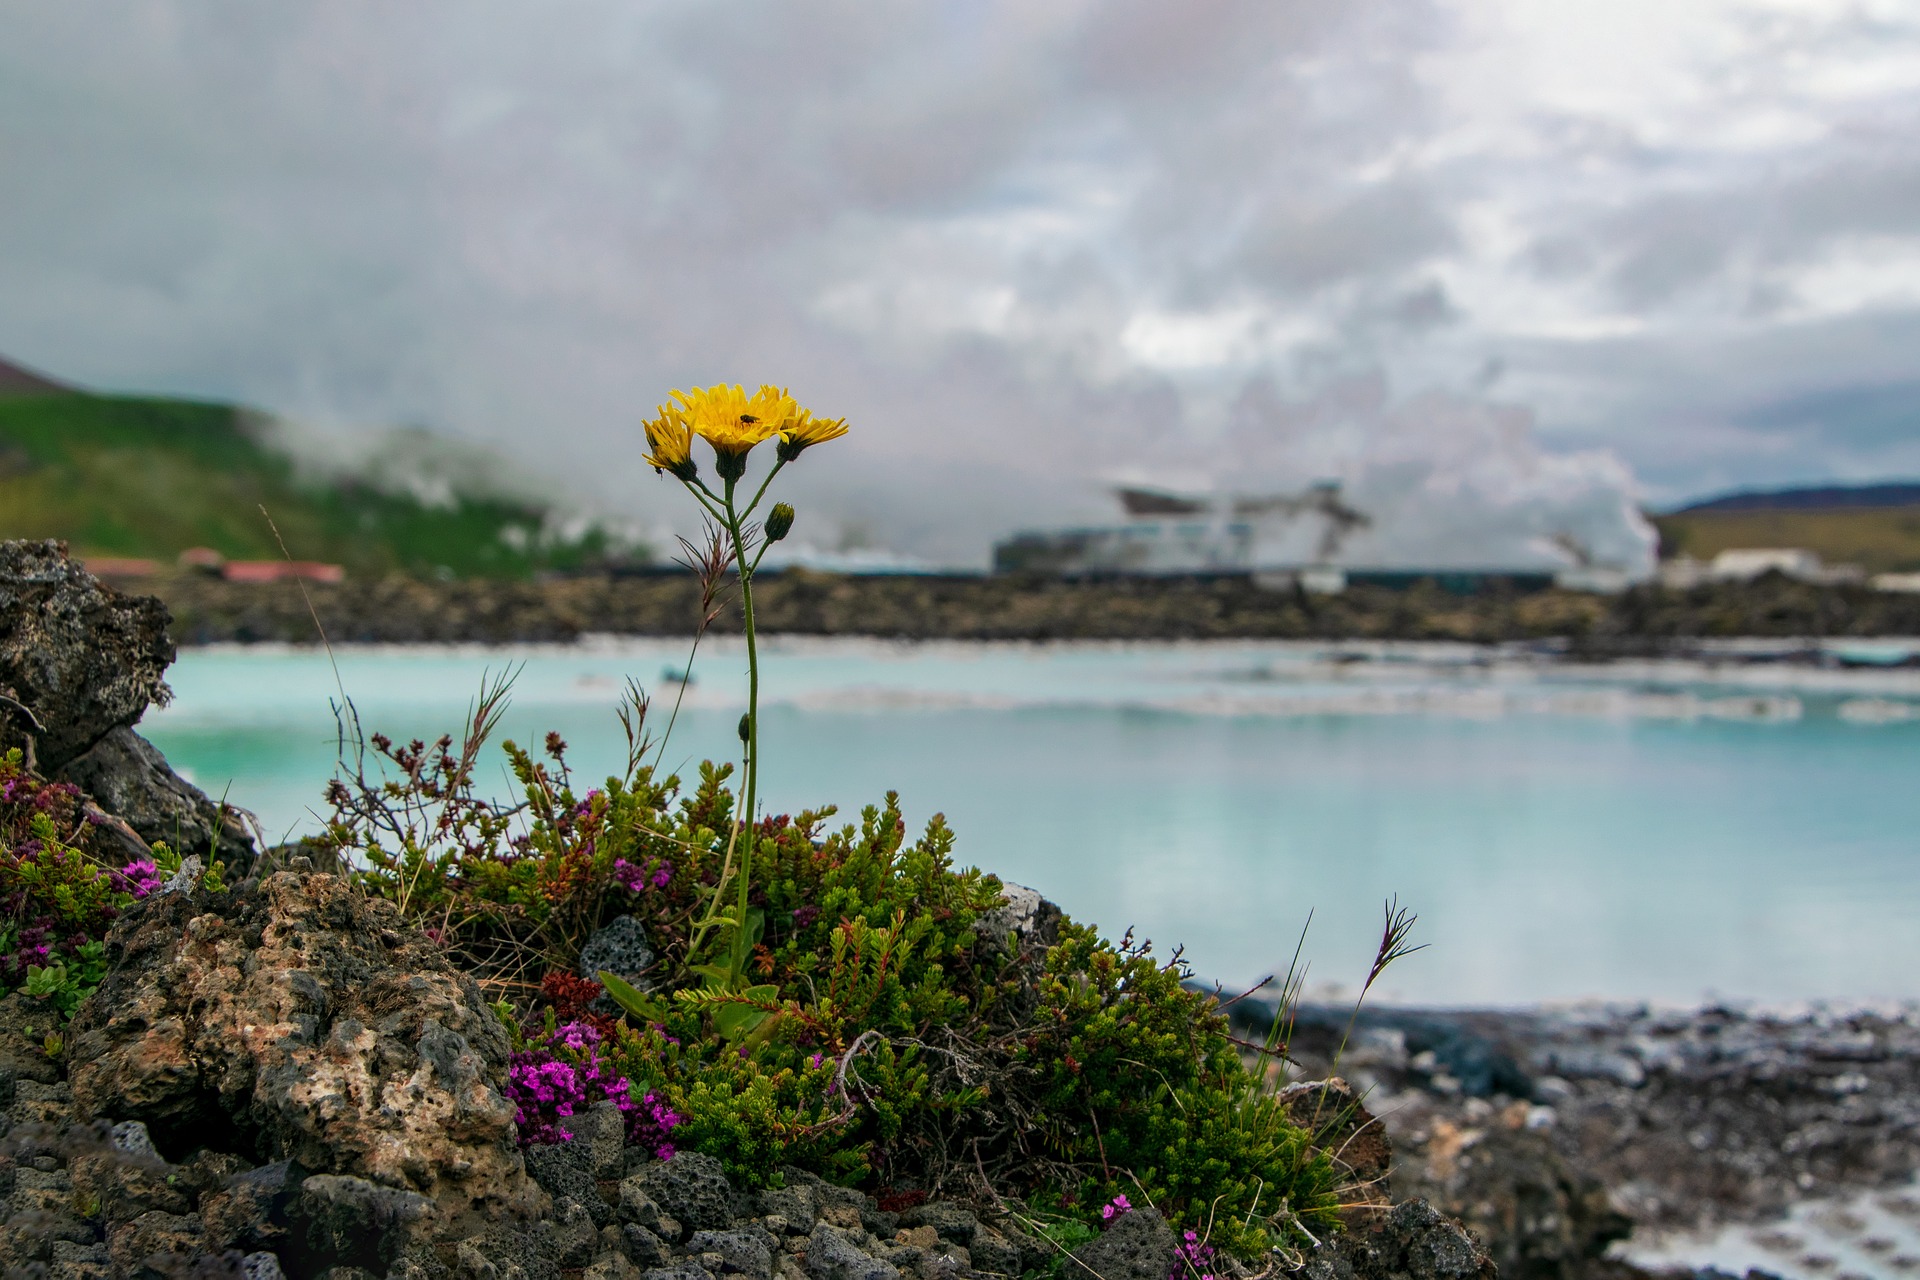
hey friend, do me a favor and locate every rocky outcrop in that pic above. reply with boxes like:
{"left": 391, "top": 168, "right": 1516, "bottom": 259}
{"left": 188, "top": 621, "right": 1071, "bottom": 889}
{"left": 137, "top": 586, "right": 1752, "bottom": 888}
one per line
{"left": 1298, "top": 1200, "right": 1499, "bottom": 1280}
{"left": 0, "top": 539, "right": 253, "bottom": 864}
{"left": 58, "top": 724, "right": 256, "bottom": 866}
{"left": 62, "top": 868, "right": 548, "bottom": 1253}
{"left": 0, "top": 539, "right": 173, "bottom": 774}
{"left": 1392, "top": 1124, "right": 1629, "bottom": 1280}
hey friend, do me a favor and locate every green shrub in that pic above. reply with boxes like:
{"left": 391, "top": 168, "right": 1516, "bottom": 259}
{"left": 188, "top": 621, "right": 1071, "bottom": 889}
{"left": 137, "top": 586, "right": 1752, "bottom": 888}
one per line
{"left": 325, "top": 711, "right": 1343, "bottom": 1257}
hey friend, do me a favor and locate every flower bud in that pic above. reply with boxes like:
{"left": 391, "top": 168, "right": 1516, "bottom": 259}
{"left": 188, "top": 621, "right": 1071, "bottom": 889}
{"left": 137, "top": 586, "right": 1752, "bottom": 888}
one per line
{"left": 765, "top": 503, "right": 795, "bottom": 542}
{"left": 737, "top": 713, "right": 751, "bottom": 743}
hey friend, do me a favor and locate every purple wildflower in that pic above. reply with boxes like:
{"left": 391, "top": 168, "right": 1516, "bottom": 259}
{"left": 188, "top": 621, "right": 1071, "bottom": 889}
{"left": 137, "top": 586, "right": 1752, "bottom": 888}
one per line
{"left": 1171, "top": 1230, "right": 1216, "bottom": 1280}
{"left": 505, "top": 1025, "right": 682, "bottom": 1158}
{"left": 613, "top": 857, "right": 674, "bottom": 894}
{"left": 1101, "top": 1194, "right": 1132, "bottom": 1222}
{"left": 112, "top": 860, "right": 164, "bottom": 900}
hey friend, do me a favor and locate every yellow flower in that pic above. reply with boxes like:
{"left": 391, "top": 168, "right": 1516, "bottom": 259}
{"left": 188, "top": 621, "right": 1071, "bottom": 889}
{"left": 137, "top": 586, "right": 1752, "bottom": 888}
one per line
{"left": 642, "top": 406, "right": 697, "bottom": 479}
{"left": 669, "top": 384, "right": 799, "bottom": 468}
{"left": 777, "top": 410, "right": 850, "bottom": 462}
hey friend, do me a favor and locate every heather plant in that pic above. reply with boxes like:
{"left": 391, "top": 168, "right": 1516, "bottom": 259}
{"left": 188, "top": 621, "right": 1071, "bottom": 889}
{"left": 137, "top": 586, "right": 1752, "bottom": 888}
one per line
{"left": 0, "top": 748, "right": 168, "bottom": 1018}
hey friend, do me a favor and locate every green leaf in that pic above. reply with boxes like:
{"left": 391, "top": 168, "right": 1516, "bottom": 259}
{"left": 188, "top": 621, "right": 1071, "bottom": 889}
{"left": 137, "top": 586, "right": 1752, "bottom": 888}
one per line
{"left": 711, "top": 984, "right": 781, "bottom": 1042}
{"left": 598, "top": 970, "right": 664, "bottom": 1021}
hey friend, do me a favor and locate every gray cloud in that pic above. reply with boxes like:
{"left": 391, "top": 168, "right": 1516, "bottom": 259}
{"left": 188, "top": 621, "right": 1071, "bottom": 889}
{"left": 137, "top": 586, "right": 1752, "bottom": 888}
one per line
{"left": 1, "top": 0, "right": 1918, "bottom": 565}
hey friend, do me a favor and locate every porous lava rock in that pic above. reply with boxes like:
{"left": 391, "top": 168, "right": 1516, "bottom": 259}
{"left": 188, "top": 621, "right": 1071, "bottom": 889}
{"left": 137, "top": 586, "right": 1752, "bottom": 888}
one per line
{"left": 1068, "top": 1205, "right": 1176, "bottom": 1280}
{"left": 0, "top": 538, "right": 173, "bottom": 773}
{"left": 62, "top": 867, "right": 548, "bottom": 1249}
{"left": 0, "top": 538, "right": 253, "bottom": 863}
{"left": 1298, "top": 1199, "right": 1499, "bottom": 1280}
{"left": 60, "top": 723, "right": 257, "bottom": 866}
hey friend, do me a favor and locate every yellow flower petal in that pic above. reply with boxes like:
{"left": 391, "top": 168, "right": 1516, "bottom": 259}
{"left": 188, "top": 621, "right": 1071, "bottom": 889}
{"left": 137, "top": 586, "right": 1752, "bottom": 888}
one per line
{"left": 642, "top": 406, "right": 696, "bottom": 476}
{"left": 777, "top": 410, "right": 849, "bottom": 461}
{"left": 668, "top": 384, "right": 793, "bottom": 457}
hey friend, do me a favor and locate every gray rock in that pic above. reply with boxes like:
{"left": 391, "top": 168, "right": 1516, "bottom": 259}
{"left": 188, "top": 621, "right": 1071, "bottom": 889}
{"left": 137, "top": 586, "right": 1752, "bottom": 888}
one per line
{"left": 554, "top": 1196, "right": 603, "bottom": 1268}
{"left": 896, "top": 1203, "right": 977, "bottom": 1245}
{"left": 623, "top": 1223, "right": 674, "bottom": 1268}
{"left": 627, "top": 1152, "right": 745, "bottom": 1234}
{"left": 619, "top": 1178, "right": 675, "bottom": 1236}
{"left": 645, "top": 1264, "right": 716, "bottom": 1280}
{"left": 1297, "top": 1200, "right": 1495, "bottom": 1280}
{"left": 66, "top": 871, "right": 544, "bottom": 1240}
{"left": 757, "top": 1185, "right": 818, "bottom": 1233}
{"left": 0, "top": 540, "right": 173, "bottom": 773}
{"left": 108, "top": 1119, "right": 159, "bottom": 1161}
{"left": 288, "top": 1173, "right": 436, "bottom": 1274}
{"left": 527, "top": 1141, "right": 614, "bottom": 1227}
{"left": 804, "top": 1224, "right": 900, "bottom": 1280}
{"left": 587, "top": 1256, "right": 646, "bottom": 1280}
{"left": 159, "top": 853, "right": 203, "bottom": 895}
{"left": 580, "top": 915, "right": 657, "bottom": 986}
{"left": 972, "top": 882, "right": 1061, "bottom": 955}
{"left": 688, "top": 1229, "right": 774, "bottom": 1280}
{"left": 200, "top": 1160, "right": 303, "bottom": 1254}
{"left": 962, "top": 1228, "right": 1021, "bottom": 1277}
{"left": 1535, "top": 1045, "right": 1646, "bottom": 1088}
{"left": 584, "top": 1098, "right": 630, "bottom": 1178}
{"left": 57, "top": 724, "right": 256, "bottom": 866}
{"left": 106, "top": 1209, "right": 205, "bottom": 1276}
{"left": 241, "top": 1252, "right": 289, "bottom": 1280}
{"left": 1068, "top": 1207, "right": 1175, "bottom": 1280}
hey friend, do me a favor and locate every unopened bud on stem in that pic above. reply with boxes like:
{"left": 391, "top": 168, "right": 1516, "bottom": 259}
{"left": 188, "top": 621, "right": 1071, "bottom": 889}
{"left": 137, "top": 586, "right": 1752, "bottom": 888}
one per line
{"left": 765, "top": 503, "right": 795, "bottom": 542}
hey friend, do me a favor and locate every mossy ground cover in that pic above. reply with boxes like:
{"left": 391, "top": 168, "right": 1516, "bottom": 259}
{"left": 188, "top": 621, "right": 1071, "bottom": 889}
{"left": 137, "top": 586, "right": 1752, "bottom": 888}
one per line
{"left": 0, "top": 392, "right": 617, "bottom": 578}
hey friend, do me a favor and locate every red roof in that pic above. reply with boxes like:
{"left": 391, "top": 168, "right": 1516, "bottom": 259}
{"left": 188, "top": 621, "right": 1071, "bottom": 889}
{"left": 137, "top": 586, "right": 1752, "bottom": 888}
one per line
{"left": 222, "top": 561, "right": 345, "bottom": 584}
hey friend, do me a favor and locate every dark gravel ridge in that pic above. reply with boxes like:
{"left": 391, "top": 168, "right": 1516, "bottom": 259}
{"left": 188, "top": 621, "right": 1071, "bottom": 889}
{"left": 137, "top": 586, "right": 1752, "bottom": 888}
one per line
{"left": 145, "top": 570, "right": 1920, "bottom": 647}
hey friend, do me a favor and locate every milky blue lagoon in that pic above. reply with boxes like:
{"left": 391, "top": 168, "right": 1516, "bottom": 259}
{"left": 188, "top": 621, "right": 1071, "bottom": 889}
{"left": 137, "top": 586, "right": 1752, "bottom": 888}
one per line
{"left": 144, "top": 639, "right": 1920, "bottom": 1006}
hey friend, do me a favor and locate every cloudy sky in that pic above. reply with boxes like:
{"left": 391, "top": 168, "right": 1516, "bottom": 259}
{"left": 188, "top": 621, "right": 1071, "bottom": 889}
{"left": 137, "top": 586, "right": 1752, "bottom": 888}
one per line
{"left": 3, "top": 0, "right": 1918, "bottom": 566}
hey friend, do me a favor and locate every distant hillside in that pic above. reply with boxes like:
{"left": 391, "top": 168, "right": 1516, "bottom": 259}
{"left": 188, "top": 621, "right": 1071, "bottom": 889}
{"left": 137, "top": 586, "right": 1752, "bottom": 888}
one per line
{"left": 1676, "top": 482, "right": 1920, "bottom": 513}
{"left": 0, "top": 390, "right": 632, "bottom": 579}
{"left": 1653, "top": 497, "right": 1920, "bottom": 574}
{"left": 0, "top": 354, "right": 67, "bottom": 397}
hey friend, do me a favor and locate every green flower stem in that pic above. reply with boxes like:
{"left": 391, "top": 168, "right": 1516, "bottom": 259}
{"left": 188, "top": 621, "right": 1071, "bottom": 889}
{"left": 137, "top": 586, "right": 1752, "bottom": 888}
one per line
{"left": 723, "top": 473, "right": 761, "bottom": 983}
{"left": 682, "top": 453, "right": 786, "bottom": 984}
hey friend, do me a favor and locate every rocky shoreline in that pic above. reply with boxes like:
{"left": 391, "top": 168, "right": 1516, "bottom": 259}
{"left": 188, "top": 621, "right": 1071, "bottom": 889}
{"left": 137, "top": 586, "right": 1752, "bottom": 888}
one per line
{"left": 1259, "top": 999, "right": 1920, "bottom": 1280}
{"left": 140, "top": 569, "right": 1920, "bottom": 649}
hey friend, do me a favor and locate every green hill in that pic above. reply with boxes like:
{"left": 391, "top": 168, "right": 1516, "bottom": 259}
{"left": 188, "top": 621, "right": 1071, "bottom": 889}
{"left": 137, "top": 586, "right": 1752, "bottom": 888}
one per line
{"left": 0, "top": 391, "right": 631, "bottom": 579}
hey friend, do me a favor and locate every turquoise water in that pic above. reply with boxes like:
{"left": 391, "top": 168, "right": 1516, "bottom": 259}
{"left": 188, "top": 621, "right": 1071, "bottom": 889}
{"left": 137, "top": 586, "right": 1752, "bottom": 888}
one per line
{"left": 143, "top": 639, "right": 1920, "bottom": 1006}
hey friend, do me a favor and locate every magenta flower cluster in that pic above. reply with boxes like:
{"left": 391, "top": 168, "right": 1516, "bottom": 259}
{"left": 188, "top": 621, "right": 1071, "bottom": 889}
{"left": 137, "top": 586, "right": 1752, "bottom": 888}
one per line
{"left": 612, "top": 857, "right": 673, "bottom": 893}
{"left": 1101, "top": 1194, "right": 1132, "bottom": 1221}
{"left": 1172, "top": 1229, "right": 1218, "bottom": 1280}
{"left": 112, "top": 859, "right": 163, "bottom": 900}
{"left": 505, "top": 1021, "right": 682, "bottom": 1158}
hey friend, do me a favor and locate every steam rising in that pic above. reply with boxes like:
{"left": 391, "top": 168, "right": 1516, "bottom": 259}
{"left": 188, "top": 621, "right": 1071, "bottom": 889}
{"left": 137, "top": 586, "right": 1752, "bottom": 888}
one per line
{"left": 1206, "top": 379, "right": 1656, "bottom": 573}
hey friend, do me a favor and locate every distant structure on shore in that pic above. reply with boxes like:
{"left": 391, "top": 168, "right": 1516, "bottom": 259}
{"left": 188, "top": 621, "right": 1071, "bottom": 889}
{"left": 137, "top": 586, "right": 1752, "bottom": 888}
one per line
{"left": 993, "top": 483, "right": 1615, "bottom": 593}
